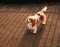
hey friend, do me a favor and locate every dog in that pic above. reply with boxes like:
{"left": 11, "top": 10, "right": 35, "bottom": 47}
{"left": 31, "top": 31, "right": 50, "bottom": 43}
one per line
{"left": 26, "top": 6, "right": 47, "bottom": 34}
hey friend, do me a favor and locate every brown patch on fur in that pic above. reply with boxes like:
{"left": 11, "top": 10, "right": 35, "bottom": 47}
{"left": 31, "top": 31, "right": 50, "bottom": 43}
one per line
{"left": 37, "top": 14, "right": 44, "bottom": 21}
{"left": 29, "top": 18, "right": 36, "bottom": 27}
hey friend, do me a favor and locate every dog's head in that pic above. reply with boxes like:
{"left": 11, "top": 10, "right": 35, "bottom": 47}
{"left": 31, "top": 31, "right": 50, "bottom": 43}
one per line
{"left": 29, "top": 18, "right": 36, "bottom": 27}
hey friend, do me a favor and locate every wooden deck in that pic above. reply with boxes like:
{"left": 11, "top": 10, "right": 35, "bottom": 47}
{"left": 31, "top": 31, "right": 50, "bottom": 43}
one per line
{"left": 0, "top": 4, "right": 60, "bottom": 47}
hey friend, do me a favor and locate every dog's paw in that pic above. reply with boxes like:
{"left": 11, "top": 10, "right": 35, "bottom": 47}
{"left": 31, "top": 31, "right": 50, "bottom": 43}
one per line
{"left": 33, "top": 31, "right": 37, "bottom": 34}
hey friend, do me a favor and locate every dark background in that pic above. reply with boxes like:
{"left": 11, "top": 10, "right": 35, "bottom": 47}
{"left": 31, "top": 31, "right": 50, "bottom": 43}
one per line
{"left": 0, "top": 0, "right": 60, "bottom": 4}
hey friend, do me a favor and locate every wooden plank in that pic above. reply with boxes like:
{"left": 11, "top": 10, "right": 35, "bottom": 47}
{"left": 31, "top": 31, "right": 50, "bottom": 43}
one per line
{"left": 58, "top": 34, "right": 60, "bottom": 47}
{"left": 0, "top": 13, "right": 13, "bottom": 37}
{"left": 52, "top": 14, "right": 60, "bottom": 47}
{"left": 3, "top": 13, "right": 22, "bottom": 47}
{"left": 2, "top": 6, "right": 30, "bottom": 47}
{"left": 0, "top": 13, "right": 16, "bottom": 39}
{"left": 44, "top": 13, "right": 58, "bottom": 47}
{"left": 0, "top": 12, "right": 9, "bottom": 22}
{"left": 0, "top": 13, "right": 19, "bottom": 47}
{"left": 6, "top": 12, "right": 26, "bottom": 46}
{"left": 0, "top": 13, "right": 17, "bottom": 44}
{"left": 6, "top": 7, "right": 32, "bottom": 47}
{"left": 6, "top": 13, "right": 30, "bottom": 47}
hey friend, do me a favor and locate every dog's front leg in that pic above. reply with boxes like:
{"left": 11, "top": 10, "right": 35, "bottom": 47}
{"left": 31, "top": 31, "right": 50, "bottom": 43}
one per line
{"left": 32, "top": 24, "right": 38, "bottom": 34}
{"left": 27, "top": 23, "right": 32, "bottom": 29}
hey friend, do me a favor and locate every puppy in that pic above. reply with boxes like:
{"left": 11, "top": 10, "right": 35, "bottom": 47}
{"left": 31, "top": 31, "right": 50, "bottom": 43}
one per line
{"left": 26, "top": 6, "right": 47, "bottom": 34}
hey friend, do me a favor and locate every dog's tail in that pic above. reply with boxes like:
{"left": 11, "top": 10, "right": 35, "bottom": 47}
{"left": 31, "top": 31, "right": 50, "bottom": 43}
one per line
{"left": 41, "top": 6, "right": 47, "bottom": 12}
{"left": 37, "top": 6, "right": 47, "bottom": 14}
